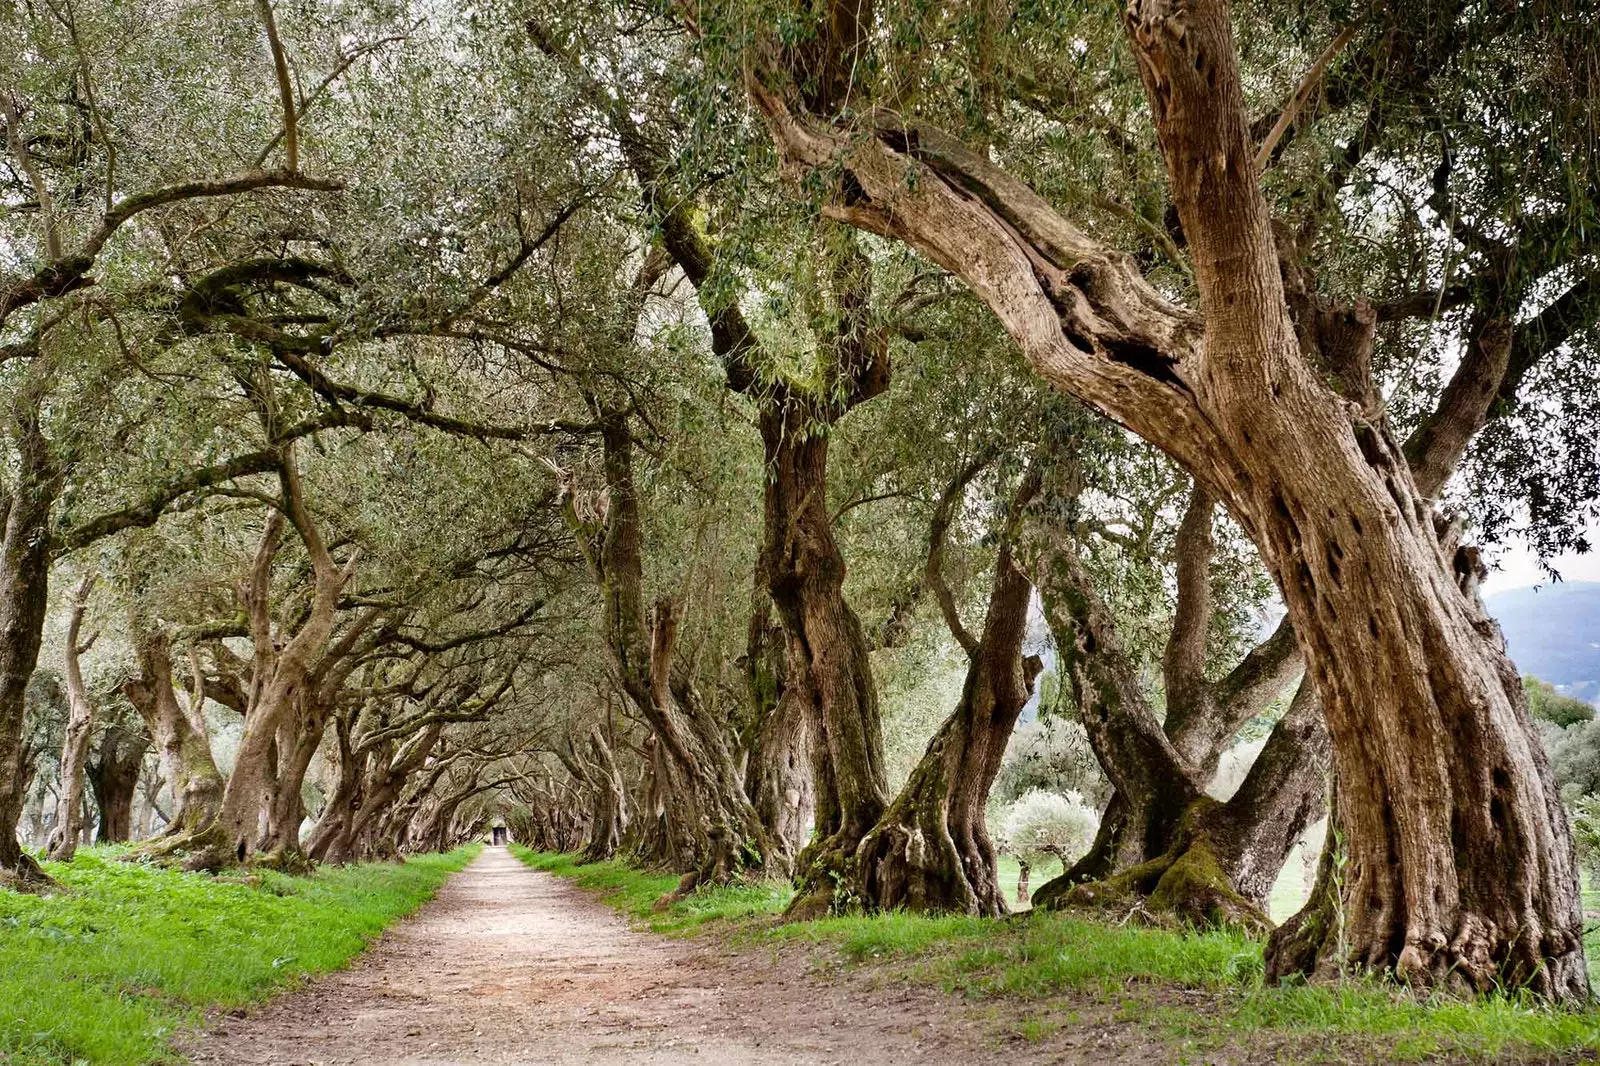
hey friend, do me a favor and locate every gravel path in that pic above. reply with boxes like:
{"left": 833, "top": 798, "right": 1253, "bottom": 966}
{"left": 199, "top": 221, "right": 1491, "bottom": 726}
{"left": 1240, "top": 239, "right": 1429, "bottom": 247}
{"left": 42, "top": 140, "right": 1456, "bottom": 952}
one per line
{"left": 187, "top": 846, "right": 1044, "bottom": 1065}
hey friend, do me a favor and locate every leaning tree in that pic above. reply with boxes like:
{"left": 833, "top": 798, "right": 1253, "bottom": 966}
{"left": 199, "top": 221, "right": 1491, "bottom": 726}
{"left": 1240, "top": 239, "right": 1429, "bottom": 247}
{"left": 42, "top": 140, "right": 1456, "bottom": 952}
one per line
{"left": 660, "top": 0, "right": 1600, "bottom": 997}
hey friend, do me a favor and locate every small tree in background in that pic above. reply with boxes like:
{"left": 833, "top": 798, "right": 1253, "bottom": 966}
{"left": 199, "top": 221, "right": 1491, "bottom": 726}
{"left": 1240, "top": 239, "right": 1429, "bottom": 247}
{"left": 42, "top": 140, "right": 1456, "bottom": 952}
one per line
{"left": 1001, "top": 789, "right": 1099, "bottom": 904}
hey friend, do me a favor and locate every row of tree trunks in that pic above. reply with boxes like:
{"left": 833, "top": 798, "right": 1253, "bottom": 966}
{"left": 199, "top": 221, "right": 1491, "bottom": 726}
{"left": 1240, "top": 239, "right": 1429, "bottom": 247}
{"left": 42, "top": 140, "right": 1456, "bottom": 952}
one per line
{"left": 561, "top": 408, "right": 773, "bottom": 887}
{"left": 732, "top": 0, "right": 1588, "bottom": 997}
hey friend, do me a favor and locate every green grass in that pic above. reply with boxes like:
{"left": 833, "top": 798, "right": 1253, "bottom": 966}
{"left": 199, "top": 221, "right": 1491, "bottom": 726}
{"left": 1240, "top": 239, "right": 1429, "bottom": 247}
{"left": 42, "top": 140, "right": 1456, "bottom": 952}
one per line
{"left": 509, "top": 845, "right": 792, "bottom": 934}
{"left": 0, "top": 844, "right": 479, "bottom": 1066}
{"left": 516, "top": 848, "right": 1600, "bottom": 1061}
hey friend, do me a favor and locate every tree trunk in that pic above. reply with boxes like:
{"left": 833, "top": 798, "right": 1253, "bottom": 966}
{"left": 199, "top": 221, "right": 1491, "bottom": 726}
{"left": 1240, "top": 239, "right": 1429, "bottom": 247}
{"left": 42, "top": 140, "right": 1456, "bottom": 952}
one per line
{"left": 743, "top": 586, "right": 813, "bottom": 876}
{"left": 0, "top": 393, "right": 60, "bottom": 885}
{"left": 563, "top": 411, "right": 771, "bottom": 884}
{"left": 853, "top": 472, "right": 1042, "bottom": 916}
{"left": 579, "top": 726, "right": 627, "bottom": 863}
{"left": 761, "top": 405, "right": 888, "bottom": 918}
{"left": 124, "top": 629, "right": 225, "bottom": 839}
{"left": 47, "top": 576, "right": 97, "bottom": 861}
{"left": 87, "top": 724, "right": 148, "bottom": 844}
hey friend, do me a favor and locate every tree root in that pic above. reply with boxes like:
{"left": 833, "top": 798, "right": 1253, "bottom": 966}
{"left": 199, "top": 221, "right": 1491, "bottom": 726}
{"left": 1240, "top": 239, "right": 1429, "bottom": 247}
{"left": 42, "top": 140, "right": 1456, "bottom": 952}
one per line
{"left": 784, "top": 831, "right": 860, "bottom": 920}
{"left": 0, "top": 850, "right": 56, "bottom": 894}
{"left": 1046, "top": 806, "right": 1272, "bottom": 937}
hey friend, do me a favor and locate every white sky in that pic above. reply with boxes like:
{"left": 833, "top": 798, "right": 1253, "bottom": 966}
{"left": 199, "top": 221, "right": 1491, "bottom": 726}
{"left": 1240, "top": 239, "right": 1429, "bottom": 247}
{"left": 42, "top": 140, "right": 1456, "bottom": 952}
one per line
{"left": 1481, "top": 516, "right": 1600, "bottom": 595}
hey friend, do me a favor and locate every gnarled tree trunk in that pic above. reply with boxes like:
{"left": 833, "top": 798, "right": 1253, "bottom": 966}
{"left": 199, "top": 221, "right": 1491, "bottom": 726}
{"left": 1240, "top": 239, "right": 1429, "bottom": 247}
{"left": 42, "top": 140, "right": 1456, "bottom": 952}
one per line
{"left": 562, "top": 410, "right": 771, "bottom": 885}
{"left": 0, "top": 388, "right": 60, "bottom": 886}
{"left": 736, "top": 0, "right": 1587, "bottom": 997}
{"left": 123, "top": 629, "right": 226, "bottom": 839}
{"left": 88, "top": 721, "right": 149, "bottom": 844}
{"left": 853, "top": 468, "right": 1042, "bottom": 916}
{"left": 47, "top": 576, "right": 98, "bottom": 861}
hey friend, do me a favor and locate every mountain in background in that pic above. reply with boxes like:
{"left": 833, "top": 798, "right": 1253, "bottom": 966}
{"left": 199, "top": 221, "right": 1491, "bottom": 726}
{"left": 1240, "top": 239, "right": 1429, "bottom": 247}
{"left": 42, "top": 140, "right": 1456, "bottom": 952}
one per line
{"left": 1489, "top": 581, "right": 1600, "bottom": 705}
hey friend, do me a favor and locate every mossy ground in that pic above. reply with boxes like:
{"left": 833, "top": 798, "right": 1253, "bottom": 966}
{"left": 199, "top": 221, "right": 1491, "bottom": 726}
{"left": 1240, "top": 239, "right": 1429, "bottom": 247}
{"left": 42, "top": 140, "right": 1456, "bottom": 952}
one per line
{"left": 0, "top": 844, "right": 478, "bottom": 1065}
{"left": 514, "top": 847, "right": 1600, "bottom": 1062}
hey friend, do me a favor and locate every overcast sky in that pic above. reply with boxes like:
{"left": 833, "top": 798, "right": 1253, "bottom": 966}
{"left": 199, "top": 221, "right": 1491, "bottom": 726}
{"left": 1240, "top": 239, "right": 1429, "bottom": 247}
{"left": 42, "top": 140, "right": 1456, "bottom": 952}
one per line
{"left": 1481, "top": 516, "right": 1600, "bottom": 596}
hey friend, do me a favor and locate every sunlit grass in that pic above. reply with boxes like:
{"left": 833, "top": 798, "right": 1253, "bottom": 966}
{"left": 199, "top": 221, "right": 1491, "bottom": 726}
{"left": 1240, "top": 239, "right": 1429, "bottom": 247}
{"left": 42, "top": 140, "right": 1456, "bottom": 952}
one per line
{"left": 509, "top": 845, "right": 792, "bottom": 934}
{"left": 519, "top": 848, "right": 1600, "bottom": 1061}
{"left": 0, "top": 844, "right": 478, "bottom": 1066}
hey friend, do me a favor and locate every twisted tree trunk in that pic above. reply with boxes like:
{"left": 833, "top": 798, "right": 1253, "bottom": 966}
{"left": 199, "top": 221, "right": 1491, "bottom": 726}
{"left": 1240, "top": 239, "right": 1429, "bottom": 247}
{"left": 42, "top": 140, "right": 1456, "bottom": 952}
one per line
{"left": 47, "top": 575, "right": 98, "bottom": 861}
{"left": 563, "top": 410, "right": 772, "bottom": 885}
{"left": 123, "top": 630, "right": 225, "bottom": 838}
{"left": 762, "top": 403, "right": 888, "bottom": 917}
{"left": 853, "top": 469, "right": 1042, "bottom": 916}
{"left": 736, "top": 0, "right": 1587, "bottom": 996}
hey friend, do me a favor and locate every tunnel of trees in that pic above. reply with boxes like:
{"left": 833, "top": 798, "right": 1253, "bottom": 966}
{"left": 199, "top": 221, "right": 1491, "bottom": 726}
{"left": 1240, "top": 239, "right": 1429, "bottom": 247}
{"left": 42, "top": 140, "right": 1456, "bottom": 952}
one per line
{"left": 2, "top": 0, "right": 1599, "bottom": 1006}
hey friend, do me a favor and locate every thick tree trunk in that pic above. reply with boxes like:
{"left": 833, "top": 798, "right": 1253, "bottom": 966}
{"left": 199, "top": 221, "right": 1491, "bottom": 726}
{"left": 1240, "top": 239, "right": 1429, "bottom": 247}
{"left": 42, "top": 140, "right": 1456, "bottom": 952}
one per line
{"left": 853, "top": 473, "right": 1041, "bottom": 916}
{"left": 1025, "top": 523, "right": 1322, "bottom": 930}
{"left": 88, "top": 725, "right": 148, "bottom": 844}
{"left": 741, "top": 0, "right": 1591, "bottom": 998}
{"left": 124, "top": 630, "right": 225, "bottom": 839}
{"left": 305, "top": 719, "right": 358, "bottom": 863}
{"left": 0, "top": 400, "right": 59, "bottom": 885}
{"left": 743, "top": 588, "right": 813, "bottom": 876}
{"left": 763, "top": 414, "right": 888, "bottom": 917}
{"left": 47, "top": 577, "right": 97, "bottom": 861}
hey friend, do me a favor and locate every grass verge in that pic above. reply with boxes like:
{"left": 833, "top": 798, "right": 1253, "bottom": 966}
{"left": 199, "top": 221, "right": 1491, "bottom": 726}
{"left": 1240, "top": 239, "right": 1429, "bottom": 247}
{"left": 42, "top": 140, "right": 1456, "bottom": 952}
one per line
{"left": 513, "top": 848, "right": 1600, "bottom": 1062}
{"left": 0, "top": 843, "right": 479, "bottom": 1066}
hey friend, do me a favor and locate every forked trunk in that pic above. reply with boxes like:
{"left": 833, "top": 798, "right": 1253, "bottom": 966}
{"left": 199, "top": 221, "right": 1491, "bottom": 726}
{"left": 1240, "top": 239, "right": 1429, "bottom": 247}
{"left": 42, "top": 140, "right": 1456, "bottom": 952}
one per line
{"left": 853, "top": 473, "right": 1041, "bottom": 916}
{"left": 47, "top": 577, "right": 98, "bottom": 862}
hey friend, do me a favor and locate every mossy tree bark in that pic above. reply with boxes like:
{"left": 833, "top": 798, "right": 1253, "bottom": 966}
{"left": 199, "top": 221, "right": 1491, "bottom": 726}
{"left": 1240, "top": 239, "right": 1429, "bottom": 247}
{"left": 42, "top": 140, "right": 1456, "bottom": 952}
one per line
{"left": 1027, "top": 485, "right": 1317, "bottom": 921}
{"left": 536, "top": 44, "right": 895, "bottom": 903}
{"left": 854, "top": 467, "right": 1043, "bottom": 916}
{"left": 742, "top": 583, "right": 813, "bottom": 876}
{"left": 0, "top": 381, "right": 60, "bottom": 885}
{"left": 162, "top": 438, "right": 358, "bottom": 870}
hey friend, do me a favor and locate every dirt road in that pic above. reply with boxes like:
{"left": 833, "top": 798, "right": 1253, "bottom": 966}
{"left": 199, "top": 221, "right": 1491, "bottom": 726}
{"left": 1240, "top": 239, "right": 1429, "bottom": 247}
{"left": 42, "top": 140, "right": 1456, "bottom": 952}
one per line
{"left": 187, "top": 847, "right": 1057, "bottom": 1065}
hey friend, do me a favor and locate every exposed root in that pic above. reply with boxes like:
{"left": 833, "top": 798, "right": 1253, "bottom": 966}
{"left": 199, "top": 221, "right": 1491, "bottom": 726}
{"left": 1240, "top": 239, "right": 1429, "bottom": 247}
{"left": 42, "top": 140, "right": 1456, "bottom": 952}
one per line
{"left": 785, "top": 832, "right": 859, "bottom": 920}
{"left": 0, "top": 851, "right": 56, "bottom": 895}
{"left": 1047, "top": 804, "right": 1271, "bottom": 936}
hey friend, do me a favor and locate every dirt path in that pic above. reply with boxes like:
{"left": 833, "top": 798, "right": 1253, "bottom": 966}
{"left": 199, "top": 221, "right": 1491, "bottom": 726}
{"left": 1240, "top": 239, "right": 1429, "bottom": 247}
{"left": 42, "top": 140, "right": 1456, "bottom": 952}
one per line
{"left": 190, "top": 846, "right": 1079, "bottom": 1065}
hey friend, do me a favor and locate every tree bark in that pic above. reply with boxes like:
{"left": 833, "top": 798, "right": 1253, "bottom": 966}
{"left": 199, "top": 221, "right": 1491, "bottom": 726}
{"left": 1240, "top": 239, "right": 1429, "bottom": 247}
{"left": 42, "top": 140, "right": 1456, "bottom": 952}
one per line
{"left": 743, "top": 584, "right": 813, "bottom": 876}
{"left": 852, "top": 470, "right": 1042, "bottom": 916}
{"left": 47, "top": 576, "right": 97, "bottom": 861}
{"left": 87, "top": 723, "right": 147, "bottom": 844}
{"left": 562, "top": 410, "right": 772, "bottom": 885}
{"left": 0, "top": 385, "right": 61, "bottom": 885}
{"left": 737, "top": 0, "right": 1588, "bottom": 997}
{"left": 761, "top": 402, "right": 888, "bottom": 917}
{"left": 124, "top": 629, "right": 226, "bottom": 839}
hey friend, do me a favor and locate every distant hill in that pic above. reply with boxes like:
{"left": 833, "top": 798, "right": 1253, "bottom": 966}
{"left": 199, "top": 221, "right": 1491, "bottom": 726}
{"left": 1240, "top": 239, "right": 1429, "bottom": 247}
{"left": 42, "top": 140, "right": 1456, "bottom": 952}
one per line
{"left": 1488, "top": 582, "right": 1600, "bottom": 705}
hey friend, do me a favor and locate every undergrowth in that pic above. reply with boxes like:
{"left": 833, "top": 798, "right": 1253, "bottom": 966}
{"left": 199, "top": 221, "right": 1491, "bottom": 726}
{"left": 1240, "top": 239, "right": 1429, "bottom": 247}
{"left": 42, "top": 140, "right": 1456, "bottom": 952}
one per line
{"left": 514, "top": 848, "right": 1600, "bottom": 1062}
{"left": 0, "top": 844, "right": 478, "bottom": 1066}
